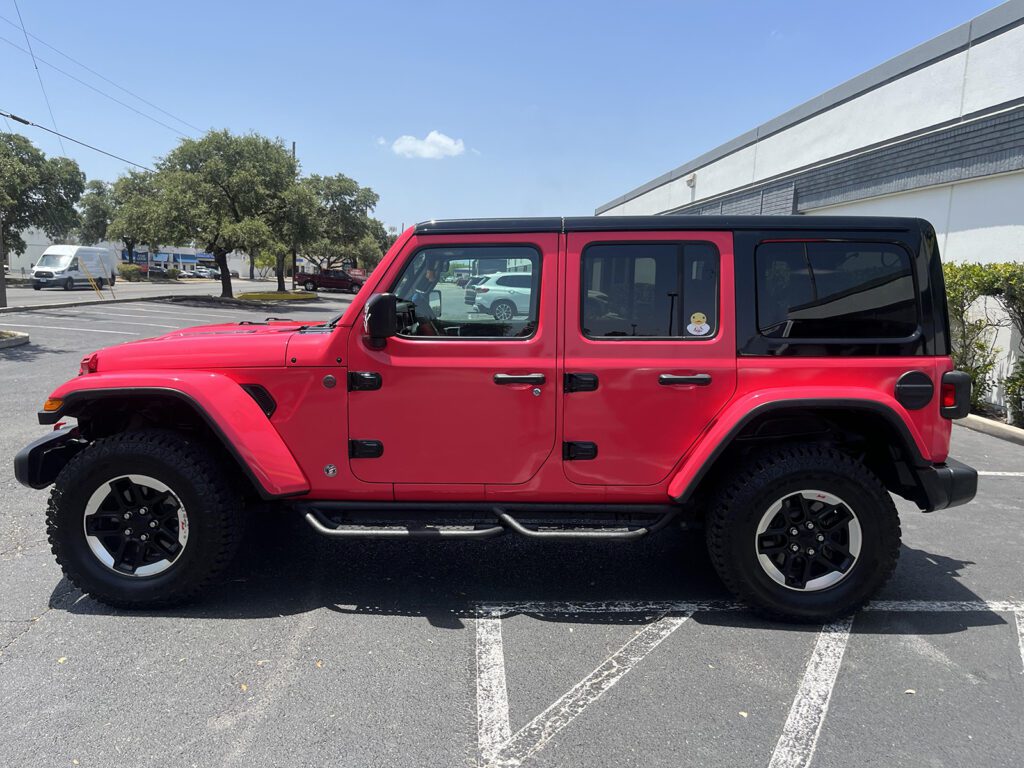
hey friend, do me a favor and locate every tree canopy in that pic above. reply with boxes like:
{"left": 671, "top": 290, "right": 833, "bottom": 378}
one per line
{"left": 0, "top": 132, "right": 85, "bottom": 306}
{"left": 156, "top": 130, "right": 299, "bottom": 297}
{"left": 78, "top": 180, "right": 114, "bottom": 245}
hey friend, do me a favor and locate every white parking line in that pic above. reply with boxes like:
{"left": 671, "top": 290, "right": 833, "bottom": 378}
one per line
{"left": 0, "top": 322, "right": 139, "bottom": 336}
{"left": 33, "top": 312, "right": 179, "bottom": 329}
{"left": 768, "top": 616, "right": 853, "bottom": 768}
{"left": 977, "top": 471, "right": 1024, "bottom": 477}
{"left": 473, "top": 599, "right": 1024, "bottom": 766}
{"left": 1016, "top": 611, "right": 1024, "bottom": 674}
{"left": 479, "top": 611, "right": 691, "bottom": 767}
{"left": 475, "top": 613, "right": 512, "bottom": 764}
{"left": 124, "top": 305, "right": 242, "bottom": 318}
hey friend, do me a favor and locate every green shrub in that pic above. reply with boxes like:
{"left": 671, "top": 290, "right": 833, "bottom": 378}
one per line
{"left": 942, "top": 263, "right": 1002, "bottom": 411}
{"left": 1004, "top": 360, "right": 1024, "bottom": 427}
{"left": 164, "top": 267, "right": 181, "bottom": 280}
{"left": 117, "top": 263, "right": 143, "bottom": 282}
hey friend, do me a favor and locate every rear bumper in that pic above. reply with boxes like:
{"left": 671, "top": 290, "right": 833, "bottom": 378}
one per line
{"left": 14, "top": 426, "right": 85, "bottom": 490}
{"left": 914, "top": 457, "right": 977, "bottom": 512}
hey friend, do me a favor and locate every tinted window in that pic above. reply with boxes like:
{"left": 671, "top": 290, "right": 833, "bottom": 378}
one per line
{"left": 581, "top": 242, "right": 719, "bottom": 338}
{"left": 392, "top": 246, "right": 540, "bottom": 338}
{"left": 756, "top": 241, "right": 917, "bottom": 339}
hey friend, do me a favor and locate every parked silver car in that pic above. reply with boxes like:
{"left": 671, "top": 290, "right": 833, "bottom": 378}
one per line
{"left": 466, "top": 271, "right": 535, "bottom": 321}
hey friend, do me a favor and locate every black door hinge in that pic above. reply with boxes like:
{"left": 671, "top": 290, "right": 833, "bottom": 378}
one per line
{"left": 563, "top": 441, "right": 598, "bottom": 460}
{"left": 348, "top": 371, "right": 382, "bottom": 391}
{"left": 564, "top": 372, "right": 599, "bottom": 393}
{"left": 349, "top": 440, "right": 384, "bottom": 459}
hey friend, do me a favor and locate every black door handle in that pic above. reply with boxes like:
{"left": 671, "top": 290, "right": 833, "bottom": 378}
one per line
{"left": 494, "top": 373, "right": 546, "bottom": 385}
{"left": 659, "top": 373, "right": 712, "bottom": 386}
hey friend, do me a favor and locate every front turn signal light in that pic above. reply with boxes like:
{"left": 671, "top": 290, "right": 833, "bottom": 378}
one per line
{"left": 42, "top": 398, "right": 63, "bottom": 412}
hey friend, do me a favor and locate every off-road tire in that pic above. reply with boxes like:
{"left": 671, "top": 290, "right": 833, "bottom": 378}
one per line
{"left": 46, "top": 429, "right": 245, "bottom": 609}
{"left": 706, "top": 443, "right": 901, "bottom": 622}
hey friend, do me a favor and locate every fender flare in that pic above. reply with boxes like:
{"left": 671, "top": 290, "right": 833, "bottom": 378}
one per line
{"left": 39, "top": 372, "right": 310, "bottom": 499}
{"left": 667, "top": 392, "right": 931, "bottom": 503}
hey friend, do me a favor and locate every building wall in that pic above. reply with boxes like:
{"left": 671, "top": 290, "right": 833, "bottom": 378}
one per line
{"left": 598, "top": 5, "right": 1024, "bottom": 217}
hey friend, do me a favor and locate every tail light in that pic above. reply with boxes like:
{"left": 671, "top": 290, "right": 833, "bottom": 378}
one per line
{"left": 939, "top": 371, "right": 971, "bottom": 419}
{"left": 475, "top": 286, "right": 489, "bottom": 293}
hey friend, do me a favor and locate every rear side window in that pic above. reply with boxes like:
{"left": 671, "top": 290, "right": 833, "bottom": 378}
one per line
{"left": 756, "top": 241, "right": 917, "bottom": 340}
{"left": 581, "top": 242, "right": 719, "bottom": 339}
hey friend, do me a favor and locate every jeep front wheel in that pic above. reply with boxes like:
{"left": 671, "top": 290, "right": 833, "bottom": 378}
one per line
{"left": 706, "top": 444, "right": 900, "bottom": 622}
{"left": 304, "top": 280, "right": 317, "bottom": 291}
{"left": 46, "top": 430, "right": 244, "bottom": 608}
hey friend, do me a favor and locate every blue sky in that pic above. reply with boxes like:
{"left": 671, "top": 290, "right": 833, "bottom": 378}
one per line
{"left": 0, "top": 0, "right": 1002, "bottom": 231}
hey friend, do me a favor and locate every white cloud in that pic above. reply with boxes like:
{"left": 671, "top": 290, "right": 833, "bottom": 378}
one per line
{"left": 391, "top": 130, "right": 465, "bottom": 159}
{"left": 375, "top": 136, "right": 387, "bottom": 146}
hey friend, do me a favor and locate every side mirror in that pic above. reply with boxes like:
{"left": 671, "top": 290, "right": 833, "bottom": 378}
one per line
{"left": 429, "top": 289, "right": 443, "bottom": 318}
{"left": 364, "top": 293, "right": 398, "bottom": 349}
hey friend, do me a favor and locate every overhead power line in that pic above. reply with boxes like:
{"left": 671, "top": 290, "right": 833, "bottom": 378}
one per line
{"left": 0, "top": 107, "right": 153, "bottom": 171}
{"left": 0, "top": 12, "right": 203, "bottom": 135}
{"left": 12, "top": 0, "right": 64, "bottom": 153}
{"left": 0, "top": 35, "right": 191, "bottom": 137}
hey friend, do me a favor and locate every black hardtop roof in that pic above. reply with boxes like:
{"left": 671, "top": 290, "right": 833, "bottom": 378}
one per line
{"left": 414, "top": 215, "right": 928, "bottom": 235}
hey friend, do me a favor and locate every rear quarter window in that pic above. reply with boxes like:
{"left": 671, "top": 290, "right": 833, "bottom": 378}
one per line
{"left": 756, "top": 241, "right": 918, "bottom": 340}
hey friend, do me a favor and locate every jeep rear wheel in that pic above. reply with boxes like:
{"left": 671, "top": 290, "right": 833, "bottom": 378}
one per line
{"left": 706, "top": 444, "right": 900, "bottom": 622}
{"left": 46, "top": 430, "right": 244, "bottom": 608}
{"left": 304, "top": 280, "right": 316, "bottom": 291}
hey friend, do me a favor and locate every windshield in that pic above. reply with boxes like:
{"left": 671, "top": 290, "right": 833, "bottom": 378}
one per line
{"left": 35, "top": 254, "right": 70, "bottom": 269}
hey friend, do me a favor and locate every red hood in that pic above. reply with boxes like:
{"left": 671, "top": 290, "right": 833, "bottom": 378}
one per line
{"left": 94, "top": 321, "right": 309, "bottom": 370}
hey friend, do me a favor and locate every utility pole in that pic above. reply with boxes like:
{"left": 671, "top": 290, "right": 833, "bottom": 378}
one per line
{"left": 0, "top": 211, "right": 7, "bottom": 309}
{"left": 291, "top": 140, "right": 297, "bottom": 290}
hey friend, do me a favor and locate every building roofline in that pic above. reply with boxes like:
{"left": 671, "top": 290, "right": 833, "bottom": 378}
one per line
{"left": 595, "top": 0, "right": 1024, "bottom": 215}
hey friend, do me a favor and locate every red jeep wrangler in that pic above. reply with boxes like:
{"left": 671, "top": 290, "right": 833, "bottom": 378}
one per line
{"left": 15, "top": 216, "right": 976, "bottom": 621}
{"left": 299, "top": 268, "right": 364, "bottom": 293}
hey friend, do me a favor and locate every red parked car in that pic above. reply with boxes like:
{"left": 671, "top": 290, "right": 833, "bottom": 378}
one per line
{"left": 299, "top": 269, "right": 364, "bottom": 293}
{"left": 16, "top": 216, "right": 976, "bottom": 621}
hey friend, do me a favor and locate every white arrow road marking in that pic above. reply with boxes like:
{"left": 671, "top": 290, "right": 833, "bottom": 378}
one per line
{"left": 768, "top": 616, "right": 854, "bottom": 768}
{"left": 478, "top": 611, "right": 691, "bottom": 767}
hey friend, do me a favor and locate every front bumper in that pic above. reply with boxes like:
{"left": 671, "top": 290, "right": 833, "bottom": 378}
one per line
{"left": 14, "top": 426, "right": 86, "bottom": 490}
{"left": 914, "top": 457, "right": 978, "bottom": 512}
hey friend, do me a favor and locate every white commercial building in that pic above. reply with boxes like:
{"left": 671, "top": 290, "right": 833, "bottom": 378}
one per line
{"left": 598, "top": 0, "right": 1024, "bottom": 406}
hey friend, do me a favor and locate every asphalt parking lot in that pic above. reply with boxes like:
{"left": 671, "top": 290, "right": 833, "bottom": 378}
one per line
{"left": 0, "top": 277, "right": 286, "bottom": 309}
{"left": 1, "top": 299, "right": 1023, "bottom": 768}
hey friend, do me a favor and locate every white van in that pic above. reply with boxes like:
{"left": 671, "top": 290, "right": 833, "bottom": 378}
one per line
{"left": 31, "top": 245, "right": 119, "bottom": 291}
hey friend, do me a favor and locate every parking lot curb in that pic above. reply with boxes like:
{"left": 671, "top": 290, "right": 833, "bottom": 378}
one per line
{"left": 0, "top": 295, "right": 193, "bottom": 314}
{"left": 956, "top": 413, "right": 1024, "bottom": 447}
{"left": 0, "top": 330, "right": 30, "bottom": 348}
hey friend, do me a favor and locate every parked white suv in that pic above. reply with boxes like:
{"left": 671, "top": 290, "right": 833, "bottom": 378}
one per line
{"left": 466, "top": 272, "right": 535, "bottom": 320}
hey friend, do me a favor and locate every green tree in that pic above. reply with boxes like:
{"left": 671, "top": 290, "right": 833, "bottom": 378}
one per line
{"left": 270, "top": 182, "right": 318, "bottom": 291}
{"left": 108, "top": 171, "right": 162, "bottom": 265}
{"left": 156, "top": 130, "right": 298, "bottom": 298}
{"left": 301, "top": 173, "right": 379, "bottom": 272}
{"left": 0, "top": 132, "right": 84, "bottom": 306}
{"left": 78, "top": 180, "right": 113, "bottom": 245}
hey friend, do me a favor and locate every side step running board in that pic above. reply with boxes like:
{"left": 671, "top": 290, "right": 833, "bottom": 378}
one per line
{"left": 300, "top": 504, "right": 680, "bottom": 541}
{"left": 304, "top": 511, "right": 505, "bottom": 539}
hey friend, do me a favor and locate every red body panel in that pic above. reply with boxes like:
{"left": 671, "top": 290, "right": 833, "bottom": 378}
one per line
{"left": 562, "top": 231, "right": 738, "bottom": 486}
{"left": 49, "top": 371, "right": 310, "bottom": 497}
{"left": 40, "top": 223, "right": 959, "bottom": 507}
{"left": 346, "top": 232, "right": 560, "bottom": 485}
